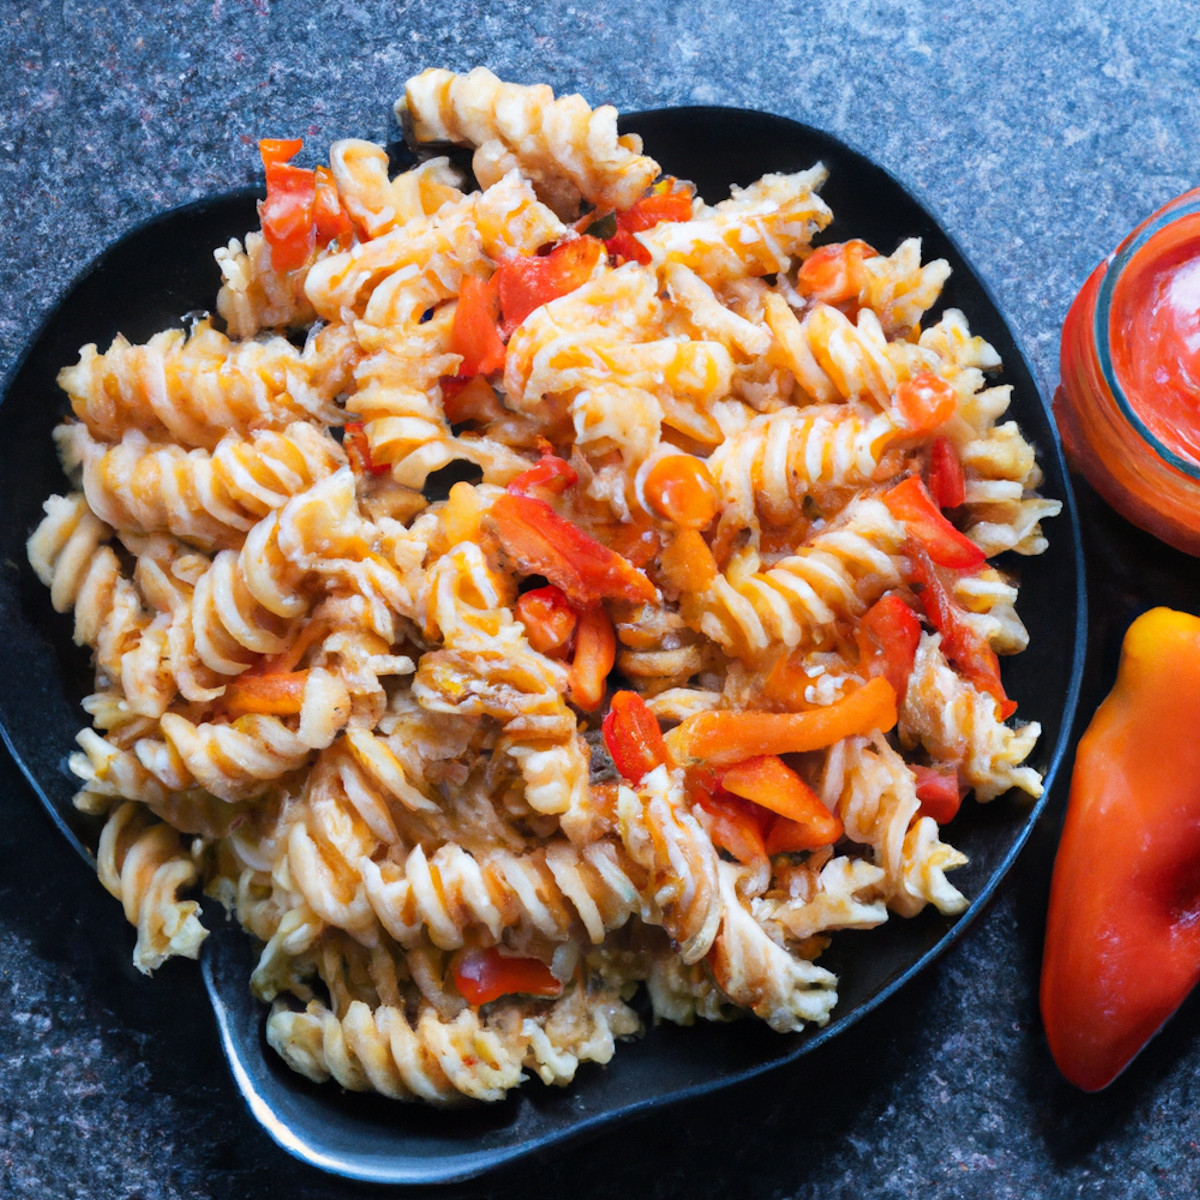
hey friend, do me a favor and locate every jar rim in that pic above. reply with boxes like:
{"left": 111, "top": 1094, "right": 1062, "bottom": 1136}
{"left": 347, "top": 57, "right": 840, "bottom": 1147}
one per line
{"left": 1093, "top": 188, "right": 1200, "bottom": 482}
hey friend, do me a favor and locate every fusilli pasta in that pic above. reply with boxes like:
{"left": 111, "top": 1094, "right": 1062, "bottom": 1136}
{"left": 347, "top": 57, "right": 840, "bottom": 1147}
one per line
{"left": 29, "top": 69, "right": 1060, "bottom": 1105}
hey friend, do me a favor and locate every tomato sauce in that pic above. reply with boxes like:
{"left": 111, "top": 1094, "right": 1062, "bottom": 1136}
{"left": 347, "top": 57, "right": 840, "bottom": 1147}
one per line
{"left": 1055, "top": 189, "right": 1200, "bottom": 556}
{"left": 1111, "top": 223, "right": 1200, "bottom": 465}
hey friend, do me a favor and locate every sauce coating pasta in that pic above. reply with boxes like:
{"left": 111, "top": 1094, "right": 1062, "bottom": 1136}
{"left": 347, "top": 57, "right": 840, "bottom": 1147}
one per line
{"left": 28, "top": 68, "right": 1058, "bottom": 1105}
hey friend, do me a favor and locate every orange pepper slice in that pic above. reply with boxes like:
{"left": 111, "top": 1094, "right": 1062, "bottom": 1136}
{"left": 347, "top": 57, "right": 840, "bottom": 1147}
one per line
{"left": 665, "top": 676, "right": 898, "bottom": 767}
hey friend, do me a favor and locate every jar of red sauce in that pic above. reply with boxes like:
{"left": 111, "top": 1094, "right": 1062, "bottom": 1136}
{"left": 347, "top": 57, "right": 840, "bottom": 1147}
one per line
{"left": 1056, "top": 187, "right": 1200, "bottom": 555}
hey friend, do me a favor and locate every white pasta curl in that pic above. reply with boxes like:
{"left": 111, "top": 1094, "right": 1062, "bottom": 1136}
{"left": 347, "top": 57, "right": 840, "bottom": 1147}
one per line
{"left": 399, "top": 67, "right": 660, "bottom": 217}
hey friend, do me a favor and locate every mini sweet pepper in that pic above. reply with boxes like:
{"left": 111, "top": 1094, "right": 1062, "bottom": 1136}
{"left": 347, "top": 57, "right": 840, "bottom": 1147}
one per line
{"left": 1040, "top": 607, "right": 1200, "bottom": 1090}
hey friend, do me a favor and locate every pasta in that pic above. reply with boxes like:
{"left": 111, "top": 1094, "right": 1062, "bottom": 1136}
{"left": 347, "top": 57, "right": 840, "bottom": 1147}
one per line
{"left": 28, "top": 69, "right": 1060, "bottom": 1105}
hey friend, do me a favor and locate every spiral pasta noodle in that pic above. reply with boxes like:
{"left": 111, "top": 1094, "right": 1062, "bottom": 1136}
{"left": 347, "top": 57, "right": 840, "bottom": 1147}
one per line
{"left": 399, "top": 66, "right": 660, "bottom": 217}
{"left": 29, "top": 69, "right": 1060, "bottom": 1105}
{"left": 59, "top": 420, "right": 346, "bottom": 551}
{"left": 95, "top": 801, "right": 208, "bottom": 973}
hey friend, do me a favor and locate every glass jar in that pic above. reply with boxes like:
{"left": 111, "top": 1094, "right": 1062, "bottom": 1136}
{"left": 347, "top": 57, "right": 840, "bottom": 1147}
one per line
{"left": 1055, "top": 187, "right": 1200, "bottom": 556}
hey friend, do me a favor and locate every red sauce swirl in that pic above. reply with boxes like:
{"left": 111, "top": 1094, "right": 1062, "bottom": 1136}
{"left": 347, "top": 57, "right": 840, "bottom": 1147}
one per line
{"left": 1110, "top": 220, "right": 1200, "bottom": 465}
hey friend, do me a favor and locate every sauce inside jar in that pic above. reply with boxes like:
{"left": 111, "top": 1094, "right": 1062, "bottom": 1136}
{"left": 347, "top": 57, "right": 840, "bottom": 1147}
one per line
{"left": 1110, "top": 217, "right": 1200, "bottom": 465}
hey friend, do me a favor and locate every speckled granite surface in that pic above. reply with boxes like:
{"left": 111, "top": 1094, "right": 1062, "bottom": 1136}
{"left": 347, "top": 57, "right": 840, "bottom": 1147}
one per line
{"left": 3, "top": 2, "right": 1200, "bottom": 1197}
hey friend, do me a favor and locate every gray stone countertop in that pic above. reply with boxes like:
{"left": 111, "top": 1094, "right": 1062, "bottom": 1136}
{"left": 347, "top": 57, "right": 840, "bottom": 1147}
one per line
{"left": 2, "top": 2, "right": 1199, "bottom": 1197}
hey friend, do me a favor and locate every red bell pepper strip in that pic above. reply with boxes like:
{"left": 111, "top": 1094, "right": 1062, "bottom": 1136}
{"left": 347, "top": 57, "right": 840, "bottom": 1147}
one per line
{"left": 602, "top": 690, "right": 667, "bottom": 785}
{"left": 452, "top": 947, "right": 563, "bottom": 1006}
{"left": 856, "top": 593, "right": 921, "bottom": 701}
{"left": 927, "top": 435, "right": 966, "bottom": 509}
{"left": 908, "top": 549, "right": 1016, "bottom": 718}
{"left": 604, "top": 182, "right": 694, "bottom": 264}
{"left": 490, "top": 492, "right": 657, "bottom": 606}
{"left": 883, "top": 475, "right": 984, "bottom": 570}
{"left": 450, "top": 275, "right": 506, "bottom": 377}
{"left": 494, "top": 236, "right": 605, "bottom": 336}
{"left": 516, "top": 585, "right": 578, "bottom": 658}
{"left": 1041, "top": 608, "right": 1200, "bottom": 1090}
{"left": 912, "top": 764, "right": 964, "bottom": 824}
{"left": 507, "top": 452, "right": 578, "bottom": 500}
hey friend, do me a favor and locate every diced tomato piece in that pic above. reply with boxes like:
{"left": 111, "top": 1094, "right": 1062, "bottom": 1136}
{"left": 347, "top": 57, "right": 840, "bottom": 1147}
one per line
{"left": 605, "top": 227, "right": 651, "bottom": 265}
{"left": 494, "top": 236, "right": 605, "bottom": 336}
{"left": 450, "top": 275, "right": 506, "bottom": 377}
{"left": 797, "top": 239, "right": 876, "bottom": 305}
{"left": 259, "top": 138, "right": 317, "bottom": 272}
{"left": 893, "top": 371, "right": 959, "bottom": 432}
{"left": 452, "top": 947, "right": 562, "bottom": 1006}
{"left": 882, "top": 475, "right": 985, "bottom": 570}
{"left": 913, "top": 765, "right": 964, "bottom": 824}
{"left": 856, "top": 593, "right": 921, "bottom": 701}
{"left": 909, "top": 548, "right": 1017, "bottom": 718}
{"left": 490, "top": 492, "right": 657, "bottom": 606}
{"left": 927, "top": 435, "right": 966, "bottom": 509}
{"left": 507, "top": 452, "right": 578, "bottom": 500}
{"left": 602, "top": 690, "right": 668, "bottom": 784}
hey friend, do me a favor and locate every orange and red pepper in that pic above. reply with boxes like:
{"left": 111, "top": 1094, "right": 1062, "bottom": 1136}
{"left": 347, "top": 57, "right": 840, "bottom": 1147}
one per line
{"left": 602, "top": 690, "right": 668, "bottom": 785}
{"left": 1041, "top": 607, "right": 1200, "bottom": 1090}
{"left": 908, "top": 549, "right": 1015, "bottom": 718}
{"left": 600, "top": 181, "right": 694, "bottom": 264}
{"left": 490, "top": 492, "right": 657, "bottom": 607}
{"left": 447, "top": 236, "right": 608, "bottom": 382}
{"left": 452, "top": 947, "right": 562, "bottom": 1006}
{"left": 927, "top": 435, "right": 967, "bottom": 510}
{"left": 259, "top": 138, "right": 354, "bottom": 272}
{"left": 856, "top": 592, "right": 922, "bottom": 702}
{"left": 883, "top": 475, "right": 984, "bottom": 571}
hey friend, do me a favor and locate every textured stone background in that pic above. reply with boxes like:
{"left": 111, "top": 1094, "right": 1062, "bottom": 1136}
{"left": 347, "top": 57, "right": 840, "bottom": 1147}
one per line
{"left": 3, "top": 2, "right": 1200, "bottom": 1197}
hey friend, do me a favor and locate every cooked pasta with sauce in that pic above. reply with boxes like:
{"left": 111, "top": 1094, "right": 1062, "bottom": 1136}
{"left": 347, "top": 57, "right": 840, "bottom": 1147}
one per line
{"left": 27, "top": 67, "right": 1059, "bottom": 1105}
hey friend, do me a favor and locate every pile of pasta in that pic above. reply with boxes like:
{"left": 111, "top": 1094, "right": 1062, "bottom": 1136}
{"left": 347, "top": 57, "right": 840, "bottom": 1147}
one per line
{"left": 27, "top": 68, "right": 1059, "bottom": 1105}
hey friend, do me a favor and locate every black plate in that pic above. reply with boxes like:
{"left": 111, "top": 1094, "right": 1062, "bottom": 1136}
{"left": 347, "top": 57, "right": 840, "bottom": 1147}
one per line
{"left": 0, "top": 107, "right": 1086, "bottom": 1185}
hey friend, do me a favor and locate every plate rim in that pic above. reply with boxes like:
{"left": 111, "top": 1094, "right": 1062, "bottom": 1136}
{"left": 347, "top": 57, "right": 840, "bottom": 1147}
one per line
{"left": 0, "top": 102, "right": 1088, "bottom": 1186}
